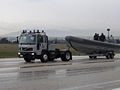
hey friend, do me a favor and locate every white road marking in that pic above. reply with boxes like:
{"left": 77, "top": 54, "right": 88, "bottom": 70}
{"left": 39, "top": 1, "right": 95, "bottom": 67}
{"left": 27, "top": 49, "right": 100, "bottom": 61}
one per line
{"left": 113, "top": 88, "right": 120, "bottom": 90}
{"left": 0, "top": 67, "right": 19, "bottom": 72}
{"left": 61, "top": 79, "right": 120, "bottom": 90}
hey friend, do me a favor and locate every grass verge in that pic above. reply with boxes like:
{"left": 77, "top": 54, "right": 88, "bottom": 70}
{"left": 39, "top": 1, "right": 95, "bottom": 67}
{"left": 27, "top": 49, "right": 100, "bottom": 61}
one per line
{"left": 0, "top": 44, "right": 18, "bottom": 58}
{"left": 0, "top": 44, "right": 79, "bottom": 58}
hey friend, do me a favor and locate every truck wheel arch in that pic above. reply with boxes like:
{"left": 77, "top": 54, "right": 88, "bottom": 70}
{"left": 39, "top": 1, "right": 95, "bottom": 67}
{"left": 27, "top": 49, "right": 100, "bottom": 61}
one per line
{"left": 40, "top": 50, "right": 49, "bottom": 63}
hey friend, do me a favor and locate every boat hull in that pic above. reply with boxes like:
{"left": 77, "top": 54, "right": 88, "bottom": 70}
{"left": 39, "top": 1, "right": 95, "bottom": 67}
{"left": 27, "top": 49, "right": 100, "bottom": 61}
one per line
{"left": 65, "top": 36, "right": 120, "bottom": 54}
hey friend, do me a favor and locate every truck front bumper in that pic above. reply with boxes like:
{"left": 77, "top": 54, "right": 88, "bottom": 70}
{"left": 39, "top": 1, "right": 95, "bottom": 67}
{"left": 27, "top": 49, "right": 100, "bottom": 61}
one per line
{"left": 18, "top": 52, "right": 36, "bottom": 58}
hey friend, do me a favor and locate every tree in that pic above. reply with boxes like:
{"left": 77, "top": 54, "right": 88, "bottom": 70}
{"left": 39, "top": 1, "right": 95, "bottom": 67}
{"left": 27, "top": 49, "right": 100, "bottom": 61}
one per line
{"left": 0, "top": 38, "right": 11, "bottom": 44}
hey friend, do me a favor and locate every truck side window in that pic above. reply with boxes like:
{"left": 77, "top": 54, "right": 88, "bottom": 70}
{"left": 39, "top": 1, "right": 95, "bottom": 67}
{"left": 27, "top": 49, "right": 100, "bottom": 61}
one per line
{"left": 37, "top": 35, "right": 43, "bottom": 43}
{"left": 45, "top": 36, "right": 48, "bottom": 43}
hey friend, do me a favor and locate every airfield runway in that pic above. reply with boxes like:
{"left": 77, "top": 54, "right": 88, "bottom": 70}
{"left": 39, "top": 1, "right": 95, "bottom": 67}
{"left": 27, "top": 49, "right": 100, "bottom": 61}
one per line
{"left": 1, "top": 55, "right": 120, "bottom": 90}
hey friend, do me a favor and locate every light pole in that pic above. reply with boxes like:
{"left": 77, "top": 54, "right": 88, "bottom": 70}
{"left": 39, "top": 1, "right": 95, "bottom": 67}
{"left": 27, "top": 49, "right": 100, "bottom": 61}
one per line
{"left": 107, "top": 28, "right": 110, "bottom": 40}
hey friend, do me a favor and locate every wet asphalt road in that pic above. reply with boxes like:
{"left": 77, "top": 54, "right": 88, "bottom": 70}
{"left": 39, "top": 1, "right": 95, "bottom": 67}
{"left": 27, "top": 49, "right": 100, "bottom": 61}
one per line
{"left": 1, "top": 55, "right": 120, "bottom": 90}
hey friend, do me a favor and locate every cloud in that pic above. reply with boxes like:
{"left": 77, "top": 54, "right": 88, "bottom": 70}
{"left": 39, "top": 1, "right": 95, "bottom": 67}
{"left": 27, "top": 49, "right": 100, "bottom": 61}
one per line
{"left": 0, "top": 0, "right": 120, "bottom": 36}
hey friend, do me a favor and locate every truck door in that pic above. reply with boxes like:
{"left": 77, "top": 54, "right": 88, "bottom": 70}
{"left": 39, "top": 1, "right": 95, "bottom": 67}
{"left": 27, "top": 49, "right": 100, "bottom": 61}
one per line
{"left": 42, "top": 35, "right": 48, "bottom": 50}
{"left": 36, "top": 35, "right": 43, "bottom": 55}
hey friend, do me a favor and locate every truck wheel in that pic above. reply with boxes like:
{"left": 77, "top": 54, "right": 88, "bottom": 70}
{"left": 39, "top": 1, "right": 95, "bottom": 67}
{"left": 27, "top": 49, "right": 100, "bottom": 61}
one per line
{"left": 41, "top": 52, "right": 49, "bottom": 63}
{"left": 24, "top": 57, "right": 31, "bottom": 62}
{"left": 106, "top": 53, "right": 114, "bottom": 59}
{"left": 110, "top": 54, "right": 114, "bottom": 59}
{"left": 61, "top": 51, "right": 71, "bottom": 61}
{"left": 106, "top": 54, "right": 110, "bottom": 59}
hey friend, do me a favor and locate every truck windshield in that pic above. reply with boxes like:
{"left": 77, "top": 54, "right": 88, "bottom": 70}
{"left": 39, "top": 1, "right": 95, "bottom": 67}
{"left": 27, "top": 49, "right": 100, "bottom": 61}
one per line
{"left": 19, "top": 34, "right": 36, "bottom": 44}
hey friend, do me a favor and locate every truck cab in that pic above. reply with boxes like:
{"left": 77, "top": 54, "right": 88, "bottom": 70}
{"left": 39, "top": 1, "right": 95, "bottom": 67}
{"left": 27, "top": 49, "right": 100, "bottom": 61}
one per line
{"left": 18, "top": 30, "right": 72, "bottom": 62}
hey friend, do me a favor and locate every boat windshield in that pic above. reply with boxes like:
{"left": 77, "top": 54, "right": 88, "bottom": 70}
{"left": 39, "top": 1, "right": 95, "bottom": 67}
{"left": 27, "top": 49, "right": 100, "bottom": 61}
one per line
{"left": 19, "top": 34, "right": 36, "bottom": 44}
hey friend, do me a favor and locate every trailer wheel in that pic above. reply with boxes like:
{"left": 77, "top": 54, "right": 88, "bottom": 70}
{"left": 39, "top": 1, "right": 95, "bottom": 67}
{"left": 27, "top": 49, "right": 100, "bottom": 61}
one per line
{"left": 89, "top": 56, "right": 92, "bottom": 59}
{"left": 89, "top": 56, "right": 97, "bottom": 59}
{"left": 106, "top": 54, "right": 111, "bottom": 59}
{"left": 41, "top": 52, "right": 49, "bottom": 63}
{"left": 94, "top": 56, "right": 97, "bottom": 59}
{"left": 61, "top": 51, "right": 71, "bottom": 61}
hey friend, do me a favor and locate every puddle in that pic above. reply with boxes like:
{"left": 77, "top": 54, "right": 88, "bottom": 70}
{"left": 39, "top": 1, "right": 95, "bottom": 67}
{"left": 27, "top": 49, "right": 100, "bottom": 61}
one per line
{"left": 0, "top": 67, "right": 19, "bottom": 72}
{"left": 1, "top": 63, "right": 120, "bottom": 83}
{"left": 112, "top": 88, "right": 120, "bottom": 90}
{"left": 16, "top": 65, "right": 120, "bottom": 81}
{"left": 61, "top": 80, "right": 120, "bottom": 90}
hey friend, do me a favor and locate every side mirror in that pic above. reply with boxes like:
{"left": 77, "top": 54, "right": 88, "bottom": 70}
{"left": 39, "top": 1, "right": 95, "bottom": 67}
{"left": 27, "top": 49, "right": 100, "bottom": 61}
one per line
{"left": 16, "top": 36, "right": 19, "bottom": 43}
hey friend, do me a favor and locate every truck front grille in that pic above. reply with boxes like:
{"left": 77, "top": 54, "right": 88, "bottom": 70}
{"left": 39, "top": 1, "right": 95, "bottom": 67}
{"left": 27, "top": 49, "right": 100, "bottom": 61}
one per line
{"left": 22, "top": 47, "right": 33, "bottom": 51}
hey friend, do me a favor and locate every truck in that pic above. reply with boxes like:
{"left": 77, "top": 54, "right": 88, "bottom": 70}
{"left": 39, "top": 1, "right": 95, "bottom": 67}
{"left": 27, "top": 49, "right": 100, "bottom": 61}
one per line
{"left": 18, "top": 30, "right": 72, "bottom": 62}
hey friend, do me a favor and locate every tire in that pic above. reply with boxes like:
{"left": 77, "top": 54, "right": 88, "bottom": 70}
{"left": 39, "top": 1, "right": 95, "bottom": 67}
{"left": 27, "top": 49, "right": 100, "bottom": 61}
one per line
{"left": 40, "top": 52, "right": 49, "bottom": 63}
{"left": 106, "top": 53, "right": 111, "bottom": 59}
{"left": 89, "top": 56, "right": 92, "bottom": 59}
{"left": 110, "top": 54, "right": 114, "bottom": 59}
{"left": 94, "top": 56, "right": 97, "bottom": 59}
{"left": 61, "top": 51, "right": 71, "bottom": 61}
{"left": 106, "top": 55, "right": 110, "bottom": 59}
{"left": 24, "top": 57, "right": 32, "bottom": 62}
{"left": 106, "top": 53, "right": 114, "bottom": 59}
{"left": 89, "top": 56, "right": 97, "bottom": 59}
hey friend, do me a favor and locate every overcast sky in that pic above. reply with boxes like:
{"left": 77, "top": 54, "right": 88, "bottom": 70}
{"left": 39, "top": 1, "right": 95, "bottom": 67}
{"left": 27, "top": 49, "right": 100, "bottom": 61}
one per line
{"left": 0, "top": 0, "right": 120, "bottom": 36}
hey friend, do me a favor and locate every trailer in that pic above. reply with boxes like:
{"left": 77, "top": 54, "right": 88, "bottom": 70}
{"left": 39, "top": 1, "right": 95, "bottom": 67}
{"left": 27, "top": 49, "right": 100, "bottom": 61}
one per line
{"left": 18, "top": 30, "right": 72, "bottom": 62}
{"left": 88, "top": 51, "right": 115, "bottom": 59}
{"left": 65, "top": 36, "right": 118, "bottom": 59}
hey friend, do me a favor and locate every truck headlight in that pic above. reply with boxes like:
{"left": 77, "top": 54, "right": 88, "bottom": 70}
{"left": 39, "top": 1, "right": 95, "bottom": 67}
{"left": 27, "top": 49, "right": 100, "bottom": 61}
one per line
{"left": 31, "top": 53, "right": 35, "bottom": 55}
{"left": 18, "top": 52, "right": 21, "bottom": 55}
